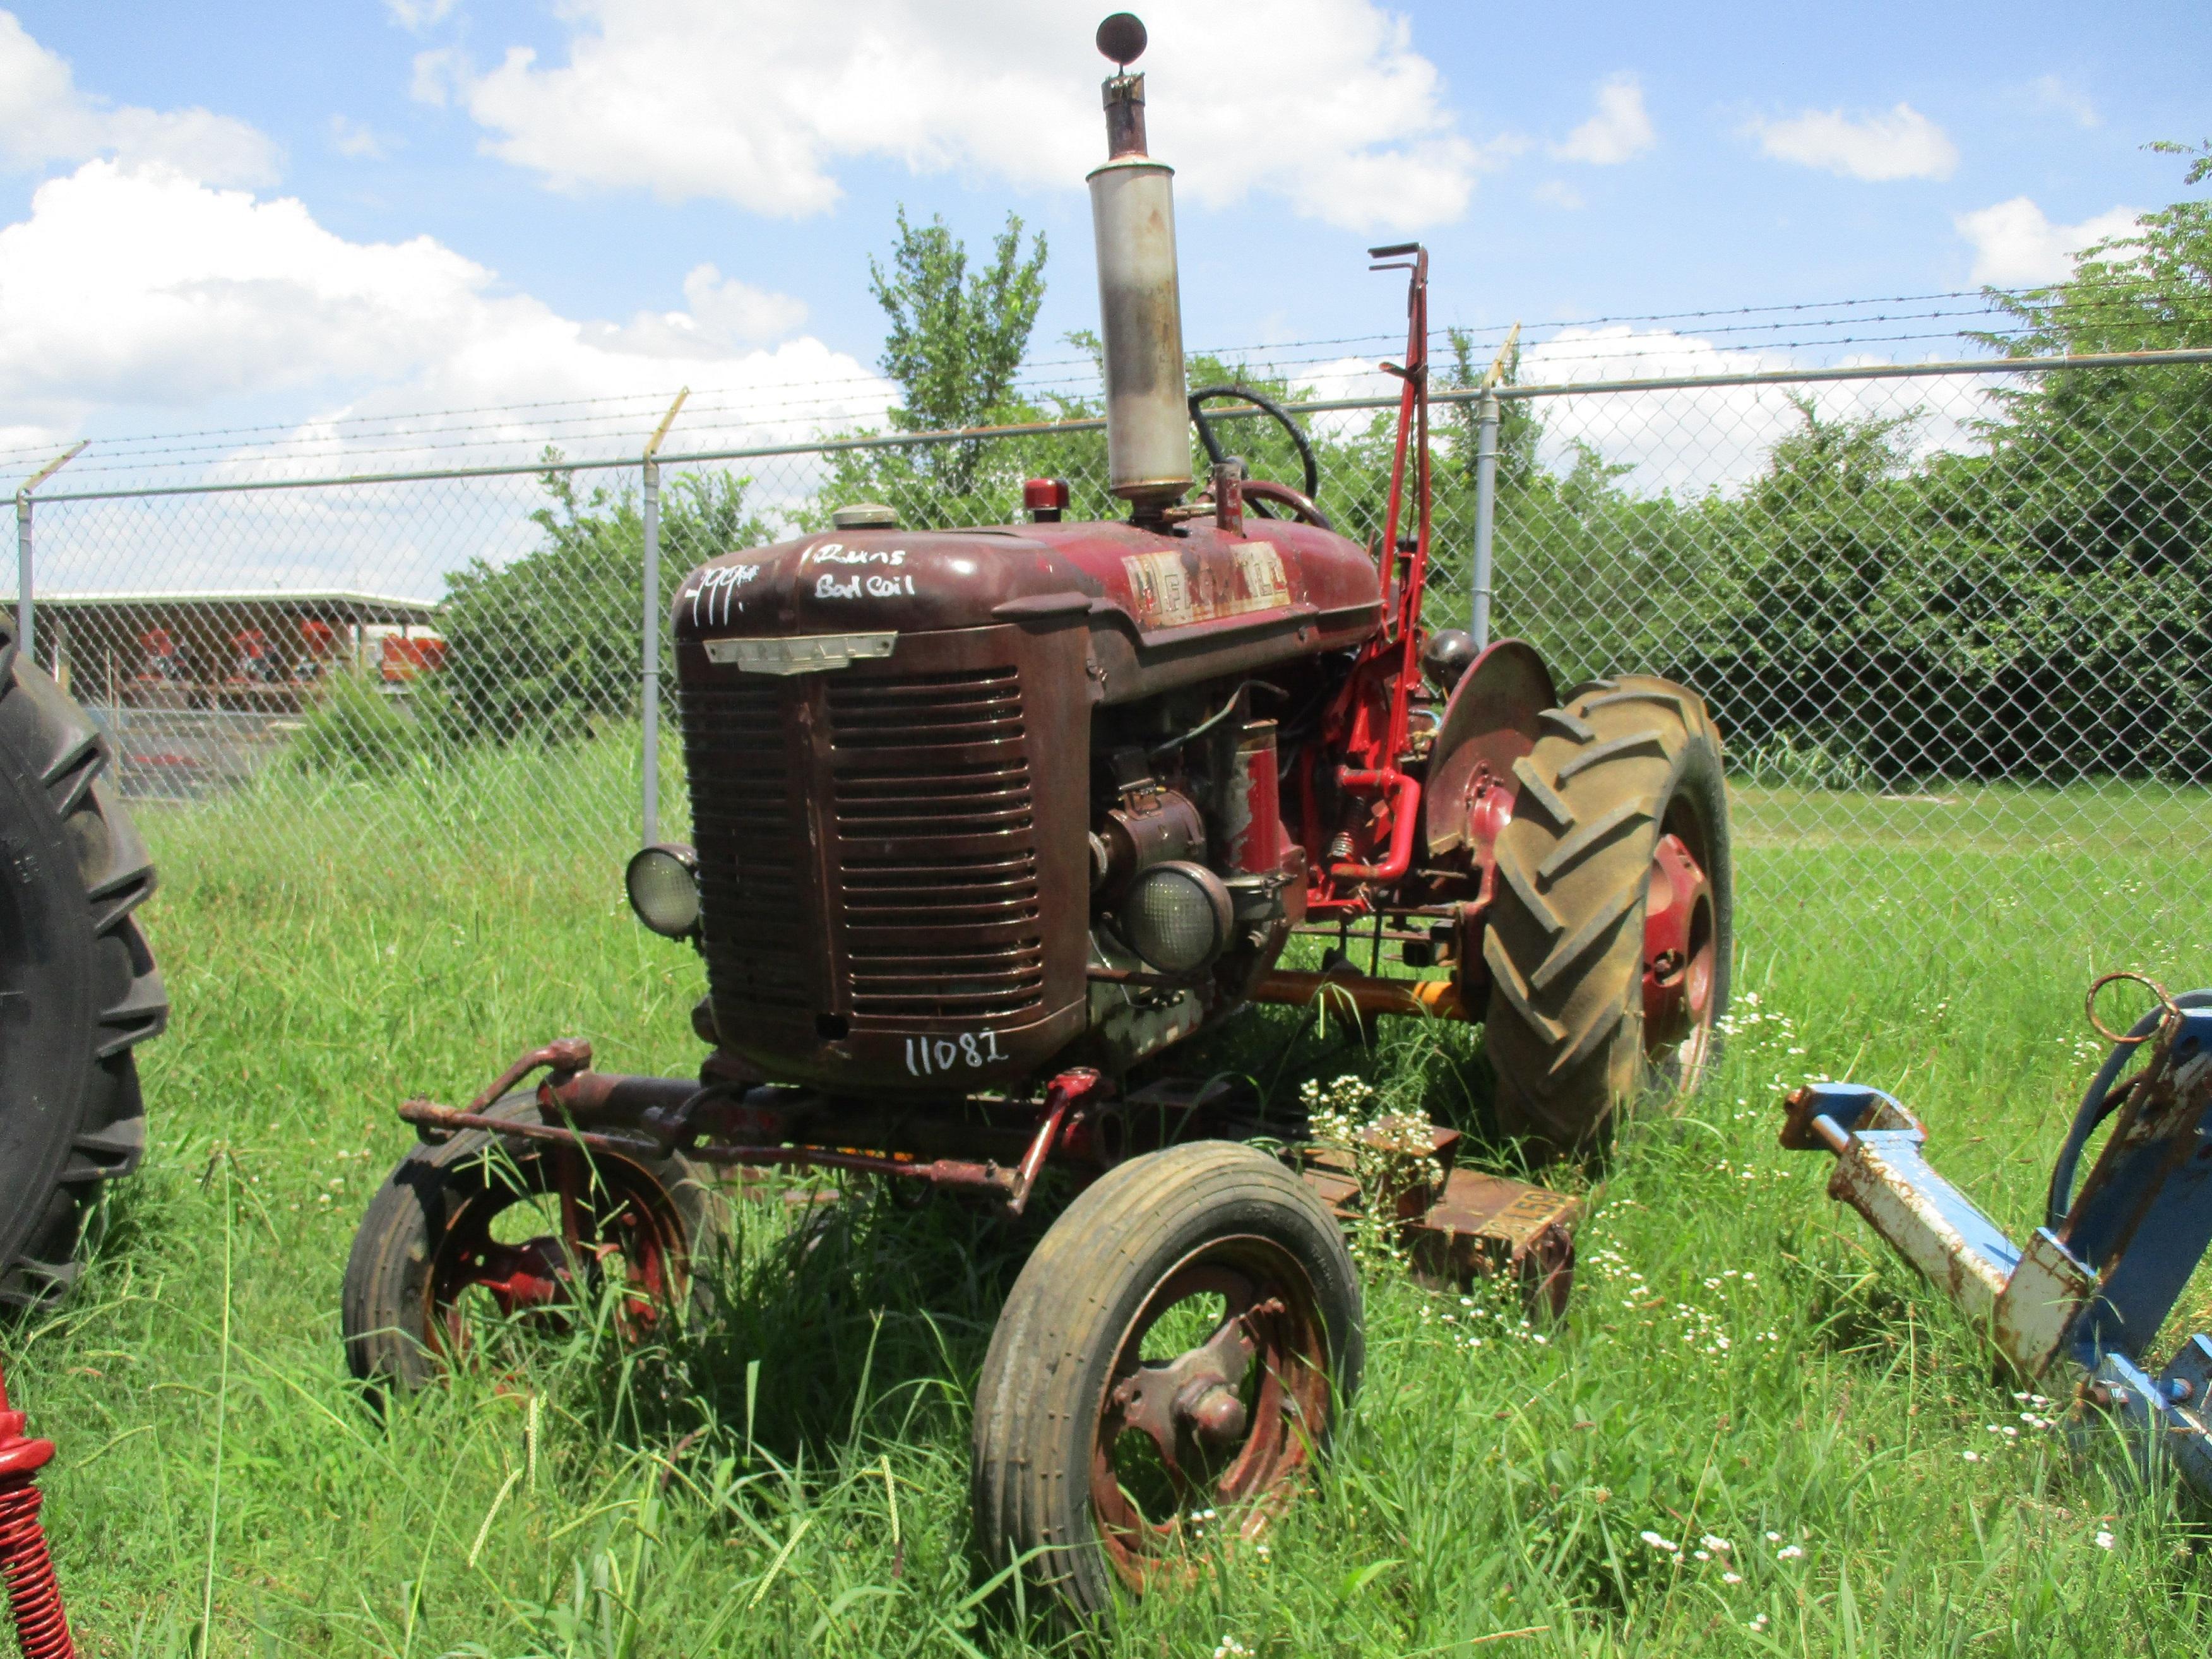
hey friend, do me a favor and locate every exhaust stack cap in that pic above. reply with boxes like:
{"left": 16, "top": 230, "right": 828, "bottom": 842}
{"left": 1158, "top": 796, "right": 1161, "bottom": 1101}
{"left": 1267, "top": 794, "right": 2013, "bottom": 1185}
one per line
{"left": 1096, "top": 12, "right": 1146, "bottom": 68}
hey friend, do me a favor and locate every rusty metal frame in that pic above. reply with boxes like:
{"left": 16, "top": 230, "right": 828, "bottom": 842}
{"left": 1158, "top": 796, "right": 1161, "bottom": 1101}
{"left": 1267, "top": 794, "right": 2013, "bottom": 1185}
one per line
{"left": 396, "top": 1040, "right": 1579, "bottom": 1312}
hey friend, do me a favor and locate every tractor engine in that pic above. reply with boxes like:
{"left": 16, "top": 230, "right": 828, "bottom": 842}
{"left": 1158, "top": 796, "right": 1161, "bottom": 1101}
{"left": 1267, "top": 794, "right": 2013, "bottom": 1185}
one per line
{"left": 665, "top": 511, "right": 1379, "bottom": 1094}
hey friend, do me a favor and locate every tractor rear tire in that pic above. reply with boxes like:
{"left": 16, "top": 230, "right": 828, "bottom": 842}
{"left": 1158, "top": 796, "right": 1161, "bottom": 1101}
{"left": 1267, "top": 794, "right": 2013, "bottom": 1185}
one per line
{"left": 0, "top": 629, "right": 166, "bottom": 1311}
{"left": 1482, "top": 674, "right": 1730, "bottom": 1157}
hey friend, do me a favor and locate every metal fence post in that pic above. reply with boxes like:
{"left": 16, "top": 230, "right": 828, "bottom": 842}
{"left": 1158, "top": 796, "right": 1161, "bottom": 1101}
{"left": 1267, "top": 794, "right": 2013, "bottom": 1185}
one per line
{"left": 12, "top": 443, "right": 88, "bottom": 665}
{"left": 641, "top": 456, "right": 660, "bottom": 844}
{"left": 13, "top": 492, "right": 28, "bottom": 661}
{"left": 1470, "top": 388, "right": 1499, "bottom": 649}
{"left": 639, "top": 389, "right": 689, "bottom": 848}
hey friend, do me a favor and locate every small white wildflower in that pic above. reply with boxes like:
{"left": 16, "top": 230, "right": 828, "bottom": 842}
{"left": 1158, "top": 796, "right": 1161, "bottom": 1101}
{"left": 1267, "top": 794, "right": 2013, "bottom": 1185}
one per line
{"left": 1962, "top": 1450, "right": 1980, "bottom": 1461}
{"left": 1722, "top": 1571, "right": 1743, "bottom": 1584}
{"left": 1764, "top": 1530, "right": 1782, "bottom": 1542}
{"left": 2095, "top": 1530, "right": 2114, "bottom": 1550}
{"left": 1776, "top": 1543, "right": 1804, "bottom": 1561}
{"left": 1641, "top": 1530, "right": 1679, "bottom": 1553}
{"left": 1748, "top": 1612, "right": 1769, "bottom": 1630}
{"left": 1213, "top": 1640, "right": 1252, "bottom": 1659}
{"left": 1694, "top": 1549, "right": 1710, "bottom": 1561}
{"left": 1703, "top": 1534, "right": 1731, "bottom": 1552}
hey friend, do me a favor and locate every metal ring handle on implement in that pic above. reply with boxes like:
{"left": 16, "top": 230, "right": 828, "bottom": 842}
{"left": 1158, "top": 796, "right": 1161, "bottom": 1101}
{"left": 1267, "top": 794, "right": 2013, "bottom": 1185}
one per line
{"left": 2084, "top": 970, "right": 2182, "bottom": 1046}
{"left": 2046, "top": 975, "right": 2211, "bottom": 1232}
{"left": 1187, "top": 383, "right": 1328, "bottom": 525}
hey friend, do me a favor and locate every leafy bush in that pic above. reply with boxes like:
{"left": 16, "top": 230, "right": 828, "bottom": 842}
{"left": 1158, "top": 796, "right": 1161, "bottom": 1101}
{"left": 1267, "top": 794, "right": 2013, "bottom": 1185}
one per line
{"left": 283, "top": 667, "right": 433, "bottom": 776}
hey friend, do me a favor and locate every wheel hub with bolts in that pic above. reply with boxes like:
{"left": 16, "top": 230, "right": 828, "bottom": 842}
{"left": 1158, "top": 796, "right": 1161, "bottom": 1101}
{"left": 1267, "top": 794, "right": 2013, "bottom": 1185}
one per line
{"left": 1107, "top": 1289, "right": 1287, "bottom": 1459}
{"left": 1086, "top": 1239, "right": 1334, "bottom": 1585}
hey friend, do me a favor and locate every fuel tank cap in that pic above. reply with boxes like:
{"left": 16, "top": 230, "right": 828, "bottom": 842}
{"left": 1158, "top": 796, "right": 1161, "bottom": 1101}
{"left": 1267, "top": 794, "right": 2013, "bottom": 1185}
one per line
{"left": 831, "top": 502, "right": 899, "bottom": 529}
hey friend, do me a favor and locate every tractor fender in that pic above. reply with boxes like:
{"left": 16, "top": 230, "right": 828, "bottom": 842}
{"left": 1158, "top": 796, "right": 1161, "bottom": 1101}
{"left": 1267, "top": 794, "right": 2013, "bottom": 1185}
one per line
{"left": 1420, "top": 638, "right": 1557, "bottom": 864}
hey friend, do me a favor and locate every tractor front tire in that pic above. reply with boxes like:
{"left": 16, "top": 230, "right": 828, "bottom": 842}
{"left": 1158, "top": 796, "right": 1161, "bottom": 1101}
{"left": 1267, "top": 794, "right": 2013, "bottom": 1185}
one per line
{"left": 972, "top": 1141, "right": 1362, "bottom": 1621}
{"left": 1482, "top": 674, "right": 1730, "bottom": 1157}
{"left": 343, "top": 1095, "right": 717, "bottom": 1394}
{"left": 0, "top": 631, "right": 166, "bottom": 1311}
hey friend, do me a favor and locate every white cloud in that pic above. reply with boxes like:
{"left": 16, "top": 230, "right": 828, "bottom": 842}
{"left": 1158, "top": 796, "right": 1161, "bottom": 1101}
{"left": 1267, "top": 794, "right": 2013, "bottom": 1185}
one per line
{"left": 1954, "top": 196, "right": 2139, "bottom": 285}
{"left": 423, "top": 0, "right": 1502, "bottom": 232}
{"left": 679, "top": 265, "right": 809, "bottom": 345}
{"left": 1533, "top": 179, "right": 1585, "bottom": 210}
{"left": 2029, "top": 73, "right": 2098, "bottom": 128}
{"left": 1751, "top": 104, "right": 1957, "bottom": 182}
{"left": 384, "top": 0, "right": 461, "bottom": 31}
{"left": 3, "top": 160, "right": 889, "bottom": 590}
{"left": 0, "top": 9, "right": 280, "bottom": 186}
{"left": 0, "top": 160, "right": 884, "bottom": 455}
{"left": 1518, "top": 326, "right": 1995, "bottom": 496}
{"left": 328, "top": 116, "right": 388, "bottom": 160}
{"left": 1552, "top": 74, "right": 1653, "bottom": 166}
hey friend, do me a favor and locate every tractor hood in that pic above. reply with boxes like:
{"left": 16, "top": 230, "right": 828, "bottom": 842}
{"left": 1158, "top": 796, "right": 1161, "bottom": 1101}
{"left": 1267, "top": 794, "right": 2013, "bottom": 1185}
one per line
{"left": 672, "top": 517, "right": 1382, "bottom": 703}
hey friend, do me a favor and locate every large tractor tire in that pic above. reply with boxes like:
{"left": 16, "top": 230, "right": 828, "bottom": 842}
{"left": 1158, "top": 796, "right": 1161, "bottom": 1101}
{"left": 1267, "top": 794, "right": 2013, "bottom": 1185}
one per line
{"left": 1482, "top": 674, "right": 1730, "bottom": 1157}
{"left": 0, "top": 626, "right": 166, "bottom": 1311}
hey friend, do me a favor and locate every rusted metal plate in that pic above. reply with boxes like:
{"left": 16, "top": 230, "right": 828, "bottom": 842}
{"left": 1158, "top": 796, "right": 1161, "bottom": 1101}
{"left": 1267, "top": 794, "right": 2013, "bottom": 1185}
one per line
{"left": 1992, "top": 1227, "right": 2096, "bottom": 1377}
{"left": 1299, "top": 1138, "right": 1579, "bottom": 1320}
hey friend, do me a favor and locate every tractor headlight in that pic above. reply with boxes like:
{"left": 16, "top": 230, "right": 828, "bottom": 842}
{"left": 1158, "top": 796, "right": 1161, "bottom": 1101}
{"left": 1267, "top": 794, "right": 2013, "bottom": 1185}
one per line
{"left": 1120, "top": 860, "right": 1234, "bottom": 975}
{"left": 625, "top": 843, "right": 701, "bottom": 939}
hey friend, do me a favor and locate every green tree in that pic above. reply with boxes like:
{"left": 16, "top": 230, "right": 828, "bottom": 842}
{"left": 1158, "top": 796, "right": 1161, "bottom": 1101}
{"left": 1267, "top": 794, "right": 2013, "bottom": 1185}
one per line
{"left": 824, "top": 209, "right": 1050, "bottom": 523}
{"left": 437, "top": 454, "right": 771, "bottom": 745}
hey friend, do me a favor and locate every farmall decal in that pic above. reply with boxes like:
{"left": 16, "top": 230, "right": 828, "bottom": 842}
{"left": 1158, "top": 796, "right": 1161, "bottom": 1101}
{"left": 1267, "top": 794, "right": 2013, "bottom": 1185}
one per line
{"left": 1122, "top": 540, "right": 1290, "bottom": 630}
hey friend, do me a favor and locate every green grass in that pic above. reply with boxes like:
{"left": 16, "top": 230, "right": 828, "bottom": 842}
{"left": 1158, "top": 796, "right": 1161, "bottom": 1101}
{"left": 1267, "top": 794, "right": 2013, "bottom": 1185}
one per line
{"left": 10, "top": 746, "right": 2212, "bottom": 1655}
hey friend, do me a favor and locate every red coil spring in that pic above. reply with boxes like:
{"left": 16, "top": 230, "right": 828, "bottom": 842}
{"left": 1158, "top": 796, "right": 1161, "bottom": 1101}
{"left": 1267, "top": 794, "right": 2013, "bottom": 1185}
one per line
{"left": 0, "top": 1364, "right": 73, "bottom": 1659}
{"left": 0, "top": 1480, "right": 70, "bottom": 1659}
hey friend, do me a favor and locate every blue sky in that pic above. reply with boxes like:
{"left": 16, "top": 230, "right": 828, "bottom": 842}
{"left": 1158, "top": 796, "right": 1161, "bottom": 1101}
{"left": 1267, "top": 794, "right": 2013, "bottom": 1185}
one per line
{"left": 1, "top": 0, "right": 2203, "bottom": 475}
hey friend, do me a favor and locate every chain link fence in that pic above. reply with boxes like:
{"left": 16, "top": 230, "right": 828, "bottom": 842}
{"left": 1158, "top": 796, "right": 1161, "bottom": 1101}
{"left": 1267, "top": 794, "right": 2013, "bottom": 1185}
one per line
{"left": 11, "top": 352, "right": 2209, "bottom": 1000}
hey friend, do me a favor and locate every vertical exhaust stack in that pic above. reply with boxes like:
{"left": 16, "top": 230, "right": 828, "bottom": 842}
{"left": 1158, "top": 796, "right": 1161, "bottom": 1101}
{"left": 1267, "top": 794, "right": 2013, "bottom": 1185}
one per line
{"left": 1088, "top": 14, "right": 1191, "bottom": 515}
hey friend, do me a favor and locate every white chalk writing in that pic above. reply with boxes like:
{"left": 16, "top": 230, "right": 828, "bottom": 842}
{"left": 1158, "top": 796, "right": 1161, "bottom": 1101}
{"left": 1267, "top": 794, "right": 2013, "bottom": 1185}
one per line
{"left": 905, "top": 1030, "right": 1006, "bottom": 1077}
{"left": 816, "top": 572, "right": 917, "bottom": 600}
{"left": 689, "top": 564, "right": 763, "bottom": 627}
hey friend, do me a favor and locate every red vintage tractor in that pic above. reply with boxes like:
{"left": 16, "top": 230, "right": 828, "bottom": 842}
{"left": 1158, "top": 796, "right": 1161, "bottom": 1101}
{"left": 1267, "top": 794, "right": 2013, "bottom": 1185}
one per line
{"left": 343, "top": 13, "right": 1730, "bottom": 1619}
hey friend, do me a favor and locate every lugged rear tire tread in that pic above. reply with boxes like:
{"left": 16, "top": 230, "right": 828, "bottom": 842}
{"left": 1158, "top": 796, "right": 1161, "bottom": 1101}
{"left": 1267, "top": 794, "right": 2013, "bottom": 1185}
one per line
{"left": 1482, "top": 673, "right": 1730, "bottom": 1157}
{"left": 0, "top": 626, "right": 165, "bottom": 1312}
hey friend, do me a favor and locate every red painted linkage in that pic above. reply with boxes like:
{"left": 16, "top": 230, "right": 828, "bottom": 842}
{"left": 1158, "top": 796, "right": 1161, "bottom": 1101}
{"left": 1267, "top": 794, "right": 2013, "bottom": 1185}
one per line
{"left": 0, "top": 1362, "right": 73, "bottom": 1659}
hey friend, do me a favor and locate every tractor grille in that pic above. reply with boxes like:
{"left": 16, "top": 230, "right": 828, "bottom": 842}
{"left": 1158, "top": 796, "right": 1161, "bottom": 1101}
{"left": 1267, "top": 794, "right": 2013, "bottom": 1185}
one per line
{"left": 682, "top": 680, "right": 808, "bottom": 1010}
{"left": 826, "top": 669, "right": 1045, "bottom": 1021}
{"left": 682, "top": 651, "right": 1054, "bottom": 1038}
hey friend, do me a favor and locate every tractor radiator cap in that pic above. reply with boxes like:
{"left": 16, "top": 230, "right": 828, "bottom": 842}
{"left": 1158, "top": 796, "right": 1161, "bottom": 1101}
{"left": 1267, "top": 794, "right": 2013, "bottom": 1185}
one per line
{"left": 831, "top": 502, "right": 900, "bottom": 530}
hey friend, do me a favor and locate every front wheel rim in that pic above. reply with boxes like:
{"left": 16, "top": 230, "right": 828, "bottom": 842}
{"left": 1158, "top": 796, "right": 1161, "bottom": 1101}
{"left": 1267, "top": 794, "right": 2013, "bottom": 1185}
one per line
{"left": 422, "top": 1143, "right": 689, "bottom": 1364}
{"left": 1087, "top": 1235, "right": 1331, "bottom": 1589}
{"left": 1640, "top": 823, "right": 1719, "bottom": 1084}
